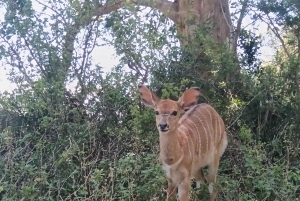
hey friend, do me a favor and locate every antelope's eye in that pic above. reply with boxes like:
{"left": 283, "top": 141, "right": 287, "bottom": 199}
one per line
{"left": 155, "top": 111, "right": 159, "bottom": 115}
{"left": 171, "top": 111, "right": 177, "bottom": 116}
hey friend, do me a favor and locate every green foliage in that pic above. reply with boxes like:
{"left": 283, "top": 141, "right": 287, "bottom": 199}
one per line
{"left": 0, "top": 0, "right": 300, "bottom": 200}
{"left": 218, "top": 125, "right": 300, "bottom": 200}
{"left": 90, "top": 153, "right": 165, "bottom": 200}
{"left": 238, "top": 30, "right": 262, "bottom": 75}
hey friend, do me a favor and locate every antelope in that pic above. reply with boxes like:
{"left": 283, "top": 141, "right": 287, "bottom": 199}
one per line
{"left": 138, "top": 85, "right": 227, "bottom": 201}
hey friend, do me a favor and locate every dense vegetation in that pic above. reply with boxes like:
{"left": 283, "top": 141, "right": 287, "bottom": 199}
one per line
{"left": 0, "top": 0, "right": 300, "bottom": 200}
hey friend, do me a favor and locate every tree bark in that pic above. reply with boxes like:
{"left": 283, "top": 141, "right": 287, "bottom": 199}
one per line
{"left": 174, "top": 0, "right": 231, "bottom": 47}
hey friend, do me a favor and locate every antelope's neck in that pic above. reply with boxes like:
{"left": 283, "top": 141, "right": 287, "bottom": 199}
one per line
{"left": 159, "top": 130, "right": 182, "bottom": 165}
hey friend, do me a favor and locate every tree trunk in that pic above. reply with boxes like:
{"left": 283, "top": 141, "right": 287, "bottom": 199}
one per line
{"left": 171, "top": 0, "right": 233, "bottom": 81}
{"left": 174, "top": 0, "right": 231, "bottom": 47}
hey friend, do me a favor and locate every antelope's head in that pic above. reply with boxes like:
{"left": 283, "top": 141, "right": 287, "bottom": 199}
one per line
{"left": 138, "top": 85, "right": 200, "bottom": 134}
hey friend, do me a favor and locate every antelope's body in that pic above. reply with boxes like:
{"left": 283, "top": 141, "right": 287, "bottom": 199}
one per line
{"left": 138, "top": 85, "right": 227, "bottom": 201}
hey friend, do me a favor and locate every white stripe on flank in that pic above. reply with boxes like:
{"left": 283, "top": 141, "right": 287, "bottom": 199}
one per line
{"left": 199, "top": 111, "right": 213, "bottom": 152}
{"left": 203, "top": 106, "right": 212, "bottom": 123}
{"left": 186, "top": 135, "right": 192, "bottom": 158}
{"left": 194, "top": 113, "right": 208, "bottom": 156}
{"left": 180, "top": 125, "right": 195, "bottom": 159}
{"left": 179, "top": 127, "right": 192, "bottom": 158}
{"left": 202, "top": 106, "right": 214, "bottom": 142}
{"left": 187, "top": 119, "right": 201, "bottom": 157}
{"left": 181, "top": 124, "right": 197, "bottom": 156}
{"left": 217, "top": 116, "right": 221, "bottom": 142}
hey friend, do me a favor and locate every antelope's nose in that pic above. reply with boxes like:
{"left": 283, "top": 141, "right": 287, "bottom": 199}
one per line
{"left": 159, "top": 123, "right": 168, "bottom": 130}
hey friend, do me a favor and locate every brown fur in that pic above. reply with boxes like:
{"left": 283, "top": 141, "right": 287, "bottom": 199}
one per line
{"left": 138, "top": 86, "right": 228, "bottom": 201}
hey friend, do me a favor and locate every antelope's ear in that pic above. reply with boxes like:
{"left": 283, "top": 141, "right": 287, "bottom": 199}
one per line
{"left": 178, "top": 87, "right": 200, "bottom": 111}
{"left": 138, "top": 85, "right": 160, "bottom": 109}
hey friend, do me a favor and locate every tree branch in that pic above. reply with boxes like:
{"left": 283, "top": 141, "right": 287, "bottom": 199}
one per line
{"left": 151, "top": 0, "right": 178, "bottom": 22}
{"left": 35, "top": 0, "right": 67, "bottom": 25}
{"left": 62, "top": 23, "right": 81, "bottom": 75}
{"left": 75, "top": 21, "right": 98, "bottom": 103}
{"left": 232, "top": 0, "right": 249, "bottom": 53}
{"left": 98, "top": 0, "right": 178, "bottom": 22}
{"left": 22, "top": 37, "right": 47, "bottom": 76}
{"left": 296, "top": 27, "right": 300, "bottom": 100}
{"left": 127, "top": 60, "right": 149, "bottom": 84}
{"left": 227, "top": 89, "right": 266, "bottom": 129}
{"left": 60, "top": 0, "right": 178, "bottom": 82}
{"left": 256, "top": 11, "right": 291, "bottom": 59}
{"left": 265, "top": 14, "right": 291, "bottom": 59}
{"left": 1, "top": 36, "right": 33, "bottom": 84}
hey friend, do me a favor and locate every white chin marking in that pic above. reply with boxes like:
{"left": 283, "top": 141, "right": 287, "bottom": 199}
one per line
{"left": 208, "top": 183, "right": 214, "bottom": 194}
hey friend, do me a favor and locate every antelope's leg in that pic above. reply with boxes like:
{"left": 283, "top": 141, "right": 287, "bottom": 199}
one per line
{"left": 177, "top": 178, "right": 191, "bottom": 201}
{"left": 166, "top": 180, "right": 177, "bottom": 201}
{"left": 193, "top": 168, "right": 207, "bottom": 189}
{"left": 208, "top": 157, "right": 220, "bottom": 201}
